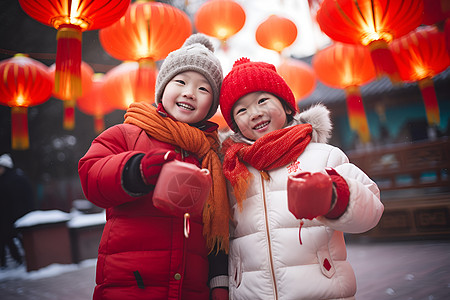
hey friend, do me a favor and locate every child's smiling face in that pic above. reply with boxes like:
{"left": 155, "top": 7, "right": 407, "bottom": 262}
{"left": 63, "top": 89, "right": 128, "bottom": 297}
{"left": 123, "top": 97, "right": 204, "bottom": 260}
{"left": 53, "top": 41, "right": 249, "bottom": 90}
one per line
{"left": 232, "top": 92, "right": 292, "bottom": 141}
{"left": 161, "top": 71, "right": 213, "bottom": 124}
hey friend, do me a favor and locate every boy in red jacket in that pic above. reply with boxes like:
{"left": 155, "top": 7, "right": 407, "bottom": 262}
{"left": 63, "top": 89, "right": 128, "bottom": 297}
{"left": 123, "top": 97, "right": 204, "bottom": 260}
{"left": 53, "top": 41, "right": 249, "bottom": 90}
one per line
{"left": 79, "top": 34, "right": 229, "bottom": 300}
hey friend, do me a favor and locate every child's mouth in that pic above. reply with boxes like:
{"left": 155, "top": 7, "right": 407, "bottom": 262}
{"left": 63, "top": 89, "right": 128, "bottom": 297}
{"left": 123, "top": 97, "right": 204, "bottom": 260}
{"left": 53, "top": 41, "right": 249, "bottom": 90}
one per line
{"left": 177, "top": 102, "right": 195, "bottom": 111}
{"left": 253, "top": 121, "right": 269, "bottom": 130}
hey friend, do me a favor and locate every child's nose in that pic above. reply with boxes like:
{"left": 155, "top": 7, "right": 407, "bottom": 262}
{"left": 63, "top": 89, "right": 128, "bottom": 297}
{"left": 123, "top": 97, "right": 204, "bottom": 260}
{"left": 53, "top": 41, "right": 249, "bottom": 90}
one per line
{"left": 182, "top": 87, "right": 195, "bottom": 99}
{"left": 250, "top": 107, "right": 263, "bottom": 120}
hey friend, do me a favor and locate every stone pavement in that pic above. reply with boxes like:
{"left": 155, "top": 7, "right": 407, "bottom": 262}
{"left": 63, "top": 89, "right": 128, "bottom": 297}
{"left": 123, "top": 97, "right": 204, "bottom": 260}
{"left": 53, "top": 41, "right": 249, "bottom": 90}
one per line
{"left": 1, "top": 239, "right": 449, "bottom": 299}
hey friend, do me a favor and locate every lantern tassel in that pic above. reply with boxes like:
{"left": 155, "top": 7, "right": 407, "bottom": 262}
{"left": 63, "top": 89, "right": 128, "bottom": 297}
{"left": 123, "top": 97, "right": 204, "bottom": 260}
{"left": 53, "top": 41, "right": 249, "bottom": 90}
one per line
{"left": 63, "top": 99, "right": 76, "bottom": 130}
{"left": 135, "top": 58, "right": 156, "bottom": 103}
{"left": 368, "top": 40, "right": 402, "bottom": 84}
{"left": 55, "top": 24, "right": 82, "bottom": 100}
{"left": 345, "top": 86, "right": 370, "bottom": 144}
{"left": 94, "top": 114, "right": 105, "bottom": 134}
{"left": 418, "top": 78, "right": 440, "bottom": 126}
{"left": 11, "top": 106, "right": 29, "bottom": 150}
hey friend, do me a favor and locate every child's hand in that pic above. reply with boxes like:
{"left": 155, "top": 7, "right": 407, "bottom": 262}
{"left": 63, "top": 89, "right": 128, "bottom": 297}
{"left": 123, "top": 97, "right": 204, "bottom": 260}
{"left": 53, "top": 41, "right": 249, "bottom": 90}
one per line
{"left": 287, "top": 171, "right": 333, "bottom": 220}
{"left": 140, "top": 149, "right": 176, "bottom": 186}
{"left": 211, "top": 287, "right": 229, "bottom": 300}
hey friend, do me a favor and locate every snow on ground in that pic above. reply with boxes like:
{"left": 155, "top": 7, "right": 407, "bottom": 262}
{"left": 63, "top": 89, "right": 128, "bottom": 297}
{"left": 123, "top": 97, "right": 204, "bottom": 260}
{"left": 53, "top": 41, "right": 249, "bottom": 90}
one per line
{"left": 0, "top": 256, "right": 96, "bottom": 282}
{"left": 1, "top": 208, "right": 104, "bottom": 282}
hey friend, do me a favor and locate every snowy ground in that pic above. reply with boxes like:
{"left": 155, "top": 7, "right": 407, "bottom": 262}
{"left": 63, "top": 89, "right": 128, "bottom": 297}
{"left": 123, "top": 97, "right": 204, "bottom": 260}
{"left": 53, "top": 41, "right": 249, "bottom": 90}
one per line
{"left": 0, "top": 244, "right": 96, "bottom": 282}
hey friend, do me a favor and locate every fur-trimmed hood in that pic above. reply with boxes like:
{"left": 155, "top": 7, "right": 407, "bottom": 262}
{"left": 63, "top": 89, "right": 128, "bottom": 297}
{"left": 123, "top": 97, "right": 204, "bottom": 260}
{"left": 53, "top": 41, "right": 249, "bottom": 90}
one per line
{"left": 294, "top": 104, "right": 332, "bottom": 143}
{"left": 222, "top": 104, "right": 332, "bottom": 144}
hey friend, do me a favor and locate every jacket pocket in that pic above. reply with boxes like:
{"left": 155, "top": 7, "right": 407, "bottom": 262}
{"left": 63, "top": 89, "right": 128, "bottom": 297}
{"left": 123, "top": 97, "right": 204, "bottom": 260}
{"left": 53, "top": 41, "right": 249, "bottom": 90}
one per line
{"left": 317, "top": 247, "right": 336, "bottom": 278}
{"left": 230, "top": 255, "right": 242, "bottom": 289}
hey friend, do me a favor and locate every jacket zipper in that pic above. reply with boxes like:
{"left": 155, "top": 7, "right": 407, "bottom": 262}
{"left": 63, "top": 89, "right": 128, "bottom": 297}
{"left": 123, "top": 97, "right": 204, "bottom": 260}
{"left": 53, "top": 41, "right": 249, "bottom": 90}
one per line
{"left": 261, "top": 172, "right": 278, "bottom": 300}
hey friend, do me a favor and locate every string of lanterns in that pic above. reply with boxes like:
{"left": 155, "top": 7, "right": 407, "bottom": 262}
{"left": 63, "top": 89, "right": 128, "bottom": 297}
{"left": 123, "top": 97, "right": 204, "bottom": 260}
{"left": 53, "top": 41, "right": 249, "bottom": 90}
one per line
{"left": 1, "top": 0, "right": 449, "bottom": 150}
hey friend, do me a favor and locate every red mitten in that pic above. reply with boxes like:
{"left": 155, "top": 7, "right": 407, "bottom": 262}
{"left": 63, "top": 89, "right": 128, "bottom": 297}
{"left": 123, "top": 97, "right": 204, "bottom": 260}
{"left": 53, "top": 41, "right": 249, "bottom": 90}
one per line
{"left": 211, "top": 288, "right": 229, "bottom": 300}
{"left": 140, "top": 149, "right": 176, "bottom": 187}
{"left": 287, "top": 171, "right": 333, "bottom": 220}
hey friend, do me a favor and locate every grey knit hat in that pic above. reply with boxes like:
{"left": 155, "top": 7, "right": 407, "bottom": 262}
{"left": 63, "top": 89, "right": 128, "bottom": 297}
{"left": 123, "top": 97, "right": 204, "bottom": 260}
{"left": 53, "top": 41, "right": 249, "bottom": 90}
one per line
{"left": 155, "top": 33, "right": 223, "bottom": 122}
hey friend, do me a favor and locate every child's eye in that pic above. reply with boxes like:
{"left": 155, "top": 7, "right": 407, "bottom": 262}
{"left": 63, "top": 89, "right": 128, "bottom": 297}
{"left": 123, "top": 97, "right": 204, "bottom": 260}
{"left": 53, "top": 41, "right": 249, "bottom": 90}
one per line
{"left": 175, "top": 79, "right": 185, "bottom": 85}
{"left": 258, "top": 98, "right": 268, "bottom": 104}
{"left": 199, "top": 86, "right": 210, "bottom": 93}
{"left": 235, "top": 108, "right": 246, "bottom": 115}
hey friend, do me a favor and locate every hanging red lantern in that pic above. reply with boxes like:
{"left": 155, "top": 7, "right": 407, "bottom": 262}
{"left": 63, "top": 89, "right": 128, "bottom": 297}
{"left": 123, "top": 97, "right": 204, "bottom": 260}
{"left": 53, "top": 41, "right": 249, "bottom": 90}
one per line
{"left": 423, "top": 0, "right": 450, "bottom": 26}
{"left": 103, "top": 61, "right": 158, "bottom": 110}
{"left": 277, "top": 58, "right": 316, "bottom": 101}
{"left": 194, "top": 0, "right": 246, "bottom": 49}
{"left": 255, "top": 15, "right": 298, "bottom": 54}
{"left": 312, "top": 42, "right": 377, "bottom": 143}
{"left": 49, "top": 61, "right": 94, "bottom": 130}
{"left": 99, "top": 1, "right": 191, "bottom": 103}
{"left": 77, "top": 74, "right": 115, "bottom": 134}
{"left": 422, "top": 0, "right": 450, "bottom": 57}
{"left": 446, "top": 19, "right": 450, "bottom": 57}
{"left": 18, "top": 0, "right": 130, "bottom": 102}
{"left": 0, "top": 54, "right": 53, "bottom": 150}
{"left": 316, "top": 0, "right": 423, "bottom": 83}
{"left": 390, "top": 26, "right": 450, "bottom": 126}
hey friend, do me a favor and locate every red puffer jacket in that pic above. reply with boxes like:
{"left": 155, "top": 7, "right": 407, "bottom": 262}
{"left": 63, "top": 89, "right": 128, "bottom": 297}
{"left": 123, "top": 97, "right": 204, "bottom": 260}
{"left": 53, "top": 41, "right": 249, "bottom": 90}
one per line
{"left": 78, "top": 123, "right": 210, "bottom": 300}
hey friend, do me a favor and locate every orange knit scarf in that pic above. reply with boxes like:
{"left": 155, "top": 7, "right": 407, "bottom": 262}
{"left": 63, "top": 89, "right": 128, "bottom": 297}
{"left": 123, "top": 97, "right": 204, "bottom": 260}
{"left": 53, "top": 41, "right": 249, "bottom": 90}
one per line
{"left": 222, "top": 124, "right": 313, "bottom": 210}
{"left": 124, "top": 102, "right": 230, "bottom": 253}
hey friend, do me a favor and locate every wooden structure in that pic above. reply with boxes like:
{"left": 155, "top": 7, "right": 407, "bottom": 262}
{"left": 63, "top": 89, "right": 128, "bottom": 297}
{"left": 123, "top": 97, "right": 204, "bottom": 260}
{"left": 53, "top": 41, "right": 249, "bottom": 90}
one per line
{"left": 347, "top": 137, "right": 450, "bottom": 239}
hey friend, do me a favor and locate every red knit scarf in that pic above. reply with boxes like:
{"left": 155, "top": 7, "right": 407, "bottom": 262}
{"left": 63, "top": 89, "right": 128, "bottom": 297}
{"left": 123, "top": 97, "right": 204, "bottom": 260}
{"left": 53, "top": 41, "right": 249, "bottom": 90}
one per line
{"left": 222, "top": 124, "right": 313, "bottom": 210}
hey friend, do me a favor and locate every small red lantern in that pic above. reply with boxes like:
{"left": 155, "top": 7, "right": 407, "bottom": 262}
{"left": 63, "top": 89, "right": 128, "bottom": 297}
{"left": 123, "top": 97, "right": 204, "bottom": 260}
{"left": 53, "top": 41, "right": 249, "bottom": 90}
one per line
{"left": 194, "top": 0, "right": 246, "bottom": 49}
{"left": 49, "top": 61, "right": 94, "bottom": 130}
{"left": 255, "top": 15, "right": 298, "bottom": 54}
{"left": 313, "top": 43, "right": 377, "bottom": 143}
{"left": 316, "top": 0, "right": 423, "bottom": 83}
{"left": 18, "top": 0, "right": 130, "bottom": 102}
{"left": 0, "top": 54, "right": 53, "bottom": 150}
{"left": 103, "top": 61, "right": 158, "bottom": 110}
{"left": 446, "top": 19, "right": 450, "bottom": 57}
{"left": 422, "top": 0, "right": 450, "bottom": 26}
{"left": 77, "top": 74, "right": 115, "bottom": 134}
{"left": 390, "top": 26, "right": 450, "bottom": 126}
{"left": 277, "top": 58, "right": 316, "bottom": 101}
{"left": 99, "top": 1, "right": 191, "bottom": 103}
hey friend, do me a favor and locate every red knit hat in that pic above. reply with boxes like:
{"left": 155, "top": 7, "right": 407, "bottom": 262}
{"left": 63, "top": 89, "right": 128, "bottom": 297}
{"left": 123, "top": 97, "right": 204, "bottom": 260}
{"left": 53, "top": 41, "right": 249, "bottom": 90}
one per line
{"left": 219, "top": 57, "right": 298, "bottom": 131}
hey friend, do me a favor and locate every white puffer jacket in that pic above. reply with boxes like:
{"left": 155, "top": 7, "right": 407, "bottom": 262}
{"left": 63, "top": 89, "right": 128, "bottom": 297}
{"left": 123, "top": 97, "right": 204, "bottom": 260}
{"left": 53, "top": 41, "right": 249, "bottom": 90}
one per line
{"left": 227, "top": 105, "right": 384, "bottom": 300}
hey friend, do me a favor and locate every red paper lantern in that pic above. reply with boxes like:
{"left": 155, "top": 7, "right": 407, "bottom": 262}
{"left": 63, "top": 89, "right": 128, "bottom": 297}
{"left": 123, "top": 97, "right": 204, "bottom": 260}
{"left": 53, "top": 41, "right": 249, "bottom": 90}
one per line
{"left": 18, "top": 0, "right": 129, "bottom": 102}
{"left": 255, "top": 15, "right": 298, "bottom": 54}
{"left": 103, "top": 61, "right": 158, "bottom": 110}
{"left": 77, "top": 74, "right": 115, "bottom": 134}
{"left": 316, "top": 0, "right": 423, "bottom": 83}
{"left": 49, "top": 61, "right": 94, "bottom": 130}
{"left": 313, "top": 43, "right": 377, "bottom": 143}
{"left": 0, "top": 54, "right": 53, "bottom": 150}
{"left": 194, "top": 0, "right": 246, "bottom": 47}
{"left": 446, "top": 19, "right": 450, "bottom": 57}
{"left": 423, "top": 0, "right": 450, "bottom": 26}
{"left": 277, "top": 59, "right": 316, "bottom": 101}
{"left": 99, "top": 1, "right": 191, "bottom": 103}
{"left": 390, "top": 26, "right": 450, "bottom": 126}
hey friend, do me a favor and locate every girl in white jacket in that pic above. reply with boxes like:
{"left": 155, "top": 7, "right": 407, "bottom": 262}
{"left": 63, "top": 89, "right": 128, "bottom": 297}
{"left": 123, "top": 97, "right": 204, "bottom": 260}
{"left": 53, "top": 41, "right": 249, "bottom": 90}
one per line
{"left": 219, "top": 58, "right": 384, "bottom": 300}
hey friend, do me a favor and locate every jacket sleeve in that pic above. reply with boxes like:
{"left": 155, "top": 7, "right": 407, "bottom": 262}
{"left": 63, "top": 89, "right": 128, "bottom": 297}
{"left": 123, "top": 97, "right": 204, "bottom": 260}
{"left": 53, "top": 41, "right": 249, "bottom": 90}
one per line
{"left": 78, "top": 124, "right": 151, "bottom": 208}
{"left": 208, "top": 249, "right": 229, "bottom": 290}
{"left": 318, "top": 147, "right": 384, "bottom": 234}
